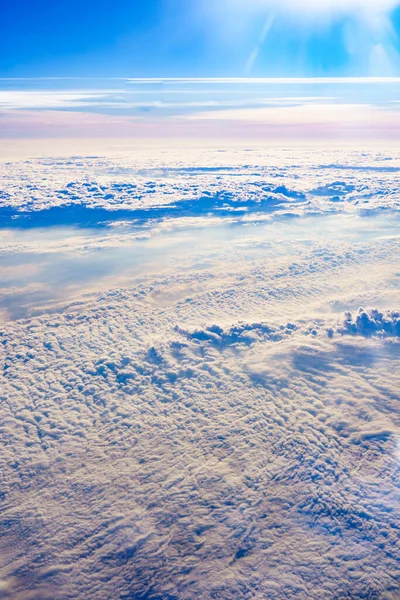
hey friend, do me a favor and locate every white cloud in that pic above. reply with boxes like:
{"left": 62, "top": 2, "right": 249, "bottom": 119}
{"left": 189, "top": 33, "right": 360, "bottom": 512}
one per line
{"left": 0, "top": 90, "right": 120, "bottom": 110}
{"left": 186, "top": 102, "right": 398, "bottom": 124}
{"left": 1, "top": 290, "right": 399, "bottom": 598}
{"left": 0, "top": 145, "right": 400, "bottom": 599}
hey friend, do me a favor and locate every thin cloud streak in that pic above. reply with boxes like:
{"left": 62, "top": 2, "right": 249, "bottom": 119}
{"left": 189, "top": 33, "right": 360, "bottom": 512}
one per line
{"left": 1, "top": 77, "right": 400, "bottom": 83}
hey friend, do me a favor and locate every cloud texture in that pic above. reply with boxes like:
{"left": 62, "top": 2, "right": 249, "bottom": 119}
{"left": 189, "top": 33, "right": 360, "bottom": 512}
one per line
{"left": 0, "top": 145, "right": 399, "bottom": 599}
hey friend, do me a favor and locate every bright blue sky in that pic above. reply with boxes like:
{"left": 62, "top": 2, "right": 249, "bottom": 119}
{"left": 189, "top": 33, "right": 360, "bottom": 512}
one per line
{"left": 2, "top": 0, "right": 400, "bottom": 78}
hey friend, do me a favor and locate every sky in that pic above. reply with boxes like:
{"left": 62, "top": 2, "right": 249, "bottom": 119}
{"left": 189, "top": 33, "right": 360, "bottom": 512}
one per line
{"left": 2, "top": 0, "right": 400, "bottom": 77}
{"left": 2, "top": 0, "right": 400, "bottom": 142}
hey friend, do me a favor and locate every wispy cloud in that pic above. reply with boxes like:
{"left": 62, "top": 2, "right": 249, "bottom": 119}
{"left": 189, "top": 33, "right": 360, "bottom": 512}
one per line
{"left": 237, "top": 0, "right": 400, "bottom": 16}
{"left": 186, "top": 102, "right": 399, "bottom": 122}
{"left": 1, "top": 79, "right": 400, "bottom": 140}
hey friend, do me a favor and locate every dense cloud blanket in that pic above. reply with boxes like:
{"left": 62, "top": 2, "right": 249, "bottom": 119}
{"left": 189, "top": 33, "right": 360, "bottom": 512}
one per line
{"left": 0, "top": 147, "right": 400, "bottom": 599}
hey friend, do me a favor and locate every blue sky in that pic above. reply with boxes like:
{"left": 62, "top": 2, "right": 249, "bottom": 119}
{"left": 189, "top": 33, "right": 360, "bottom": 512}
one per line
{"left": 2, "top": 1, "right": 400, "bottom": 141}
{"left": 2, "top": 0, "right": 400, "bottom": 78}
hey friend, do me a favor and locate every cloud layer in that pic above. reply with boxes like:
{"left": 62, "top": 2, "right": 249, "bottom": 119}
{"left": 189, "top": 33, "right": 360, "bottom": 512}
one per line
{"left": 1, "top": 291, "right": 399, "bottom": 599}
{"left": 0, "top": 145, "right": 399, "bottom": 599}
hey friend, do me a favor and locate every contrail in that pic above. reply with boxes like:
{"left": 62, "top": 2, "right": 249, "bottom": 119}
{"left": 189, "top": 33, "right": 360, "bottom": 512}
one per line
{"left": 245, "top": 13, "right": 275, "bottom": 75}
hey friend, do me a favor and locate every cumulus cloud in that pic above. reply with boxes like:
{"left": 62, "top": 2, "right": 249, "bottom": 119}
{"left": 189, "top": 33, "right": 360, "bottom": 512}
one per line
{"left": 338, "top": 308, "right": 400, "bottom": 337}
{"left": 175, "top": 321, "right": 296, "bottom": 347}
{"left": 2, "top": 147, "right": 400, "bottom": 217}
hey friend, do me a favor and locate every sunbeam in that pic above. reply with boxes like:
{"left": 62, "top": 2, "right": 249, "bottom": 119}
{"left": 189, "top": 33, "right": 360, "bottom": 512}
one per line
{"left": 206, "top": 0, "right": 400, "bottom": 75}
